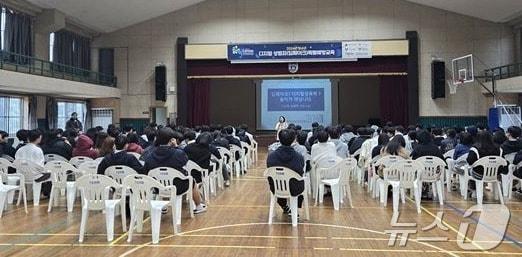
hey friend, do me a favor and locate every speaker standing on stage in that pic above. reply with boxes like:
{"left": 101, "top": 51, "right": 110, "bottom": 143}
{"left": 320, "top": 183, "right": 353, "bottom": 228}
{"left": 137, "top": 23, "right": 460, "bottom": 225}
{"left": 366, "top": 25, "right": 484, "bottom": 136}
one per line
{"left": 274, "top": 116, "right": 288, "bottom": 140}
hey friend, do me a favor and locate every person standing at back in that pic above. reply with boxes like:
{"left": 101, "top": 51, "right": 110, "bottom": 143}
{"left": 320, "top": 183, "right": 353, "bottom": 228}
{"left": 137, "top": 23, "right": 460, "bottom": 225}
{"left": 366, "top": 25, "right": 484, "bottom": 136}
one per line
{"left": 267, "top": 129, "right": 305, "bottom": 215}
{"left": 65, "top": 112, "right": 83, "bottom": 132}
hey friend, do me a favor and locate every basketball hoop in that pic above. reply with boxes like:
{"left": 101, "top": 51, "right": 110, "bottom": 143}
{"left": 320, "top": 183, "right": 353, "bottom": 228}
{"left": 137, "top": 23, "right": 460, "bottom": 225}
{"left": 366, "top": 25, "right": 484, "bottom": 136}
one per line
{"left": 448, "top": 79, "right": 463, "bottom": 94}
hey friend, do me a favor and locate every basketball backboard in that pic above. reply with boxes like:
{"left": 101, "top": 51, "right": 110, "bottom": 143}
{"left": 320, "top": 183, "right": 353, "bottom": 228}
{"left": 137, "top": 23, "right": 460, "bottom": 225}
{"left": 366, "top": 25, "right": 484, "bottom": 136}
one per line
{"left": 451, "top": 54, "right": 474, "bottom": 85}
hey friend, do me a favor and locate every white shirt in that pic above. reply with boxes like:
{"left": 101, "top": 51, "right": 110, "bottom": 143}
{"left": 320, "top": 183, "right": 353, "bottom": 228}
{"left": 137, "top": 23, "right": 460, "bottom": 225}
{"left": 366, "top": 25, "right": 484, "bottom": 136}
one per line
{"left": 311, "top": 142, "right": 337, "bottom": 164}
{"left": 15, "top": 143, "right": 45, "bottom": 167}
{"left": 329, "top": 139, "right": 348, "bottom": 158}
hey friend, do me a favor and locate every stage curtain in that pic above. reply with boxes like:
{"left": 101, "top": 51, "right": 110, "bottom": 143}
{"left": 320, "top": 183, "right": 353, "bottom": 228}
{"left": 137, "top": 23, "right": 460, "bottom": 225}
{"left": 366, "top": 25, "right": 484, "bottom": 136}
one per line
{"left": 188, "top": 79, "right": 210, "bottom": 126}
{"left": 379, "top": 75, "right": 409, "bottom": 126}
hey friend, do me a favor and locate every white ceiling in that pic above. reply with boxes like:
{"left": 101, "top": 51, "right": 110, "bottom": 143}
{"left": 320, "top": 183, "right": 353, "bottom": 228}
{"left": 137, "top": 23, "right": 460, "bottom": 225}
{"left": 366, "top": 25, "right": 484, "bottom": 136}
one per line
{"left": 406, "top": 0, "right": 522, "bottom": 23}
{"left": 24, "top": 0, "right": 522, "bottom": 33}
{"left": 25, "top": 0, "right": 205, "bottom": 33}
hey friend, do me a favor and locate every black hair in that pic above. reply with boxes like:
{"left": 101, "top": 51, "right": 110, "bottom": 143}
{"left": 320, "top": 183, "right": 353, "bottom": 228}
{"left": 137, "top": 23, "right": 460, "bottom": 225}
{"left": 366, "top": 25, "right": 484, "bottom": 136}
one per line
{"left": 474, "top": 131, "right": 496, "bottom": 150}
{"left": 278, "top": 129, "right": 296, "bottom": 146}
{"left": 95, "top": 132, "right": 109, "bottom": 149}
{"left": 114, "top": 135, "right": 128, "bottom": 150}
{"left": 183, "top": 130, "right": 196, "bottom": 141}
{"left": 297, "top": 130, "right": 308, "bottom": 145}
{"left": 407, "top": 130, "right": 417, "bottom": 142}
{"left": 492, "top": 131, "right": 507, "bottom": 146}
{"left": 385, "top": 136, "right": 405, "bottom": 155}
{"left": 224, "top": 126, "right": 234, "bottom": 135}
{"left": 155, "top": 127, "right": 176, "bottom": 146}
{"left": 0, "top": 130, "right": 8, "bottom": 139}
{"left": 86, "top": 128, "right": 98, "bottom": 142}
{"left": 28, "top": 129, "right": 42, "bottom": 143}
{"left": 377, "top": 133, "right": 390, "bottom": 146}
{"left": 279, "top": 116, "right": 286, "bottom": 122}
{"left": 317, "top": 130, "right": 329, "bottom": 143}
{"left": 327, "top": 126, "right": 340, "bottom": 139}
{"left": 432, "top": 128, "right": 443, "bottom": 136}
{"left": 295, "top": 125, "right": 302, "bottom": 131}
{"left": 459, "top": 132, "right": 473, "bottom": 146}
{"left": 123, "top": 126, "right": 134, "bottom": 133}
{"left": 16, "top": 129, "right": 28, "bottom": 142}
{"left": 417, "top": 130, "right": 433, "bottom": 145}
{"left": 342, "top": 125, "right": 354, "bottom": 134}
{"left": 145, "top": 128, "right": 157, "bottom": 142}
{"left": 127, "top": 133, "right": 140, "bottom": 144}
{"left": 196, "top": 132, "right": 212, "bottom": 146}
{"left": 507, "top": 126, "right": 521, "bottom": 139}
{"left": 312, "top": 122, "right": 319, "bottom": 128}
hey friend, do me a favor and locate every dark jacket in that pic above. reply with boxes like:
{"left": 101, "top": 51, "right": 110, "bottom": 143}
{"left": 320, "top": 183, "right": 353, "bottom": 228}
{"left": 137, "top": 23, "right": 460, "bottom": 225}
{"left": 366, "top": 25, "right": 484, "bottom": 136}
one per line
{"left": 97, "top": 150, "right": 144, "bottom": 175}
{"left": 440, "top": 137, "right": 457, "bottom": 153}
{"left": 501, "top": 139, "right": 522, "bottom": 156}
{"left": 411, "top": 143, "right": 444, "bottom": 160}
{"left": 512, "top": 150, "right": 522, "bottom": 178}
{"left": 267, "top": 145, "right": 304, "bottom": 175}
{"left": 453, "top": 144, "right": 471, "bottom": 159}
{"left": 212, "top": 137, "right": 229, "bottom": 150}
{"left": 371, "top": 145, "right": 384, "bottom": 159}
{"left": 42, "top": 138, "right": 73, "bottom": 160}
{"left": 143, "top": 145, "right": 189, "bottom": 175}
{"left": 0, "top": 142, "right": 16, "bottom": 158}
{"left": 65, "top": 118, "right": 83, "bottom": 132}
{"left": 72, "top": 135, "right": 98, "bottom": 159}
{"left": 433, "top": 136, "right": 444, "bottom": 147}
{"left": 349, "top": 136, "right": 370, "bottom": 155}
{"left": 184, "top": 143, "right": 211, "bottom": 170}
{"left": 225, "top": 135, "right": 241, "bottom": 148}
{"left": 467, "top": 146, "right": 502, "bottom": 175}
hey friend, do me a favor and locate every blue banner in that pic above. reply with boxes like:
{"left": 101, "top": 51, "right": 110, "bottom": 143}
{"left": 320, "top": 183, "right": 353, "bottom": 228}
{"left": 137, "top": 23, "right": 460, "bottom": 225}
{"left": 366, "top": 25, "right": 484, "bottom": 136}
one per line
{"left": 267, "top": 88, "right": 324, "bottom": 111}
{"left": 228, "top": 42, "right": 343, "bottom": 63}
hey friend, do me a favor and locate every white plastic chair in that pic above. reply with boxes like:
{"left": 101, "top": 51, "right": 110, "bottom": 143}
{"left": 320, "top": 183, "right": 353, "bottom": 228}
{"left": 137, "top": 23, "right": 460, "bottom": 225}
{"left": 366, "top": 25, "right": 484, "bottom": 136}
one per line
{"left": 508, "top": 163, "right": 522, "bottom": 199}
{"left": 216, "top": 147, "right": 233, "bottom": 182}
{"left": 184, "top": 160, "right": 210, "bottom": 203}
{"left": 264, "top": 167, "right": 309, "bottom": 227}
{"left": 148, "top": 167, "right": 194, "bottom": 231}
{"left": 367, "top": 155, "right": 381, "bottom": 195}
{"left": 312, "top": 155, "right": 342, "bottom": 201}
{"left": 443, "top": 149, "right": 455, "bottom": 190}
{"left": 105, "top": 165, "right": 138, "bottom": 231}
{"left": 1, "top": 154, "right": 14, "bottom": 162}
{"left": 416, "top": 156, "right": 446, "bottom": 205}
{"left": 317, "top": 158, "right": 357, "bottom": 210}
{"left": 45, "top": 161, "right": 81, "bottom": 212}
{"left": 302, "top": 153, "right": 312, "bottom": 195}
{"left": 210, "top": 154, "right": 222, "bottom": 193}
{"left": 0, "top": 158, "right": 21, "bottom": 204}
{"left": 240, "top": 141, "right": 252, "bottom": 169}
{"left": 123, "top": 174, "right": 175, "bottom": 244}
{"left": 78, "top": 161, "right": 100, "bottom": 176}
{"left": 501, "top": 152, "right": 516, "bottom": 197}
{"left": 0, "top": 159, "right": 27, "bottom": 217}
{"left": 13, "top": 159, "right": 50, "bottom": 206}
{"left": 461, "top": 156, "right": 506, "bottom": 205}
{"left": 76, "top": 174, "right": 122, "bottom": 242}
{"left": 350, "top": 148, "right": 363, "bottom": 184}
{"left": 251, "top": 139, "right": 258, "bottom": 163}
{"left": 69, "top": 156, "right": 94, "bottom": 168}
{"left": 230, "top": 144, "right": 245, "bottom": 177}
{"left": 375, "top": 155, "right": 404, "bottom": 203}
{"left": 385, "top": 160, "right": 423, "bottom": 213}
{"left": 44, "top": 154, "right": 68, "bottom": 163}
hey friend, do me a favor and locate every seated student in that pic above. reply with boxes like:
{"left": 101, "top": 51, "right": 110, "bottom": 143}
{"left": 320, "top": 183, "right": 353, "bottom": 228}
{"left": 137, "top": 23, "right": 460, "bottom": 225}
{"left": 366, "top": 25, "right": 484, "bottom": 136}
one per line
{"left": 348, "top": 127, "right": 371, "bottom": 155}
{"left": 501, "top": 126, "right": 522, "bottom": 156}
{"left": 15, "top": 129, "right": 29, "bottom": 152}
{"left": 223, "top": 126, "right": 241, "bottom": 148}
{"left": 493, "top": 130, "right": 507, "bottom": 146}
{"left": 440, "top": 129, "right": 458, "bottom": 153}
{"left": 98, "top": 136, "right": 115, "bottom": 157}
{"left": 179, "top": 130, "right": 196, "bottom": 149}
{"left": 41, "top": 129, "right": 73, "bottom": 160}
{"left": 411, "top": 130, "right": 444, "bottom": 160}
{"left": 293, "top": 130, "right": 309, "bottom": 157}
{"left": 432, "top": 128, "right": 445, "bottom": 147}
{"left": 453, "top": 132, "right": 473, "bottom": 160}
{"left": 126, "top": 133, "right": 144, "bottom": 154}
{"left": 371, "top": 133, "right": 390, "bottom": 158}
{"left": 0, "top": 130, "right": 16, "bottom": 158}
{"left": 327, "top": 126, "right": 348, "bottom": 158}
{"left": 311, "top": 129, "right": 337, "bottom": 165}
{"left": 94, "top": 132, "right": 109, "bottom": 152}
{"left": 381, "top": 135, "right": 410, "bottom": 159}
{"left": 340, "top": 125, "right": 356, "bottom": 146}
{"left": 184, "top": 132, "right": 214, "bottom": 185}
{"left": 97, "top": 135, "right": 143, "bottom": 174}
{"left": 143, "top": 127, "right": 206, "bottom": 214}
{"left": 210, "top": 131, "right": 231, "bottom": 186}
{"left": 15, "top": 129, "right": 51, "bottom": 196}
{"left": 510, "top": 149, "right": 522, "bottom": 182}
{"left": 141, "top": 129, "right": 157, "bottom": 160}
{"left": 466, "top": 131, "right": 502, "bottom": 197}
{"left": 72, "top": 134, "right": 98, "bottom": 159}
{"left": 267, "top": 129, "right": 305, "bottom": 215}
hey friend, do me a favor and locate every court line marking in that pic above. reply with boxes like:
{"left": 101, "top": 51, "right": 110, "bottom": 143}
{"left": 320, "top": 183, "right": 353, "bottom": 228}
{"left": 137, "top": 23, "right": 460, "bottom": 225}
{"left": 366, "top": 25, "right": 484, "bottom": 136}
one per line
{"left": 117, "top": 222, "right": 460, "bottom": 257}
{"left": 110, "top": 217, "right": 151, "bottom": 246}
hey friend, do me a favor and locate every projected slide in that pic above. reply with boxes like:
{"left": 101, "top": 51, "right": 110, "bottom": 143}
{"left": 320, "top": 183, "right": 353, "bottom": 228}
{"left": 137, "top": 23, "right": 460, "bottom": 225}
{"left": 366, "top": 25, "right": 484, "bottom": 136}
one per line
{"left": 257, "top": 79, "right": 332, "bottom": 130}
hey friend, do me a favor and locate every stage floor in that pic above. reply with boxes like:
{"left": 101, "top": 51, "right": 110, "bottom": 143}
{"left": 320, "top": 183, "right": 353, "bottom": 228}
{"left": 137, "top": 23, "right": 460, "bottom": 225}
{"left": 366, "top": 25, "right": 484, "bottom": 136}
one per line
{"left": 0, "top": 150, "right": 521, "bottom": 256}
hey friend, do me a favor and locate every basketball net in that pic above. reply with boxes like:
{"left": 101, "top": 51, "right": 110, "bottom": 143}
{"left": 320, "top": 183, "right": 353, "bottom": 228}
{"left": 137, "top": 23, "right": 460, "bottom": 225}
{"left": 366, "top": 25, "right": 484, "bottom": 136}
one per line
{"left": 448, "top": 79, "right": 463, "bottom": 94}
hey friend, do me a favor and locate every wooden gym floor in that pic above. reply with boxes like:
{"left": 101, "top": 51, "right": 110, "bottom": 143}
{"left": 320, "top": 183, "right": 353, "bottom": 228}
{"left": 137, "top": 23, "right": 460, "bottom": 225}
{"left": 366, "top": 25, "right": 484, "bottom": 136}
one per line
{"left": 0, "top": 150, "right": 521, "bottom": 257}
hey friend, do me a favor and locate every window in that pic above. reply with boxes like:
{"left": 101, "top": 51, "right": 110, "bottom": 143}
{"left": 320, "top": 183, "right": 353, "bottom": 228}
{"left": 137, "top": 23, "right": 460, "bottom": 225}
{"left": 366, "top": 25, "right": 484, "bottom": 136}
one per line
{"left": 92, "top": 108, "right": 113, "bottom": 129}
{"left": 57, "top": 101, "right": 86, "bottom": 130}
{"left": 0, "top": 7, "right": 6, "bottom": 50}
{"left": 49, "top": 32, "right": 54, "bottom": 61}
{"left": 0, "top": 96, "right": 23, "bottom": 135}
